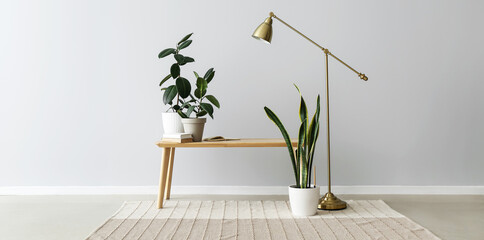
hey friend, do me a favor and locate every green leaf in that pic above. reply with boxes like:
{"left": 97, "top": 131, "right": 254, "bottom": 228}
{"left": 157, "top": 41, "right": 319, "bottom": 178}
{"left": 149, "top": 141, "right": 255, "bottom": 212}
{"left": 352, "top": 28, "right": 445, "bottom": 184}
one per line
{"left": 206, "top": 71, "right": 215, "bottom": 83}
{"left": 170, "top": 64, "right": 180, "bottom": 78}
{"left": 196, "top": 110, "right": 207, "bottom": 117}
{"left": 204, "top": 68, "right": 214, "bottom": 79}
{"left": 186, "top": 105, "right": 196, "bottom": 117}
{"left": 183, "top": 56, "right": 195, "bottom": 63}
{"left": 307, "top": 95, "right": 320, "bottom": 184}
{"left": 194, "top": 88, "right": 207, "bottom": 98}
{"left": 163, "top": 85, "right": 177, "bottom": 105}
{"left": 200, "top": 103, "right": 214, "bottom": 118}
{"left": 159, "top": 74, "right": 171, "bottom": 87}
{"left": 196, "top": 77, "right": 208, "bottom": 91}
{"left": 174, "top": 54, "right": 185, "bottom": 64}
{"left": 158, "top": 48, "right": 176, "bottom": 58}
{"left": 205, "top": 95, "right": 220, "bottom": 108}
{"left": 264, "top": 106, "right": 298, "bottom": 186}
{"left": 180, "top": 101, "right": 191, "bottom": 109}
{"left": 193, "top": 71, "right": 199, "bottom": 78}
{"left": 175, "top": 77, "right": 191, "bottom": 98}
{"left": 297, "top": 120, "right": 307, "bottom": 188}
{"left": 178, "top": 33, "right": 193, "bottom": 45}
{"left": 177, "top": 110, "right": 188, "bottom": 118}
{"left": 178, "top": 40, "right": 192, "bottom": 50}
{"left": 295, "top": 84, "right": 308, "bottom": 124}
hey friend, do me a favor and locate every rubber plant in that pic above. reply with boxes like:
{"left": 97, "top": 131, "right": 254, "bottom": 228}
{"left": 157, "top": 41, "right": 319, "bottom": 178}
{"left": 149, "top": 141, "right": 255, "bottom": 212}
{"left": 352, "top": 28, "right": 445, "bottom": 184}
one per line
{"left": 264, "top": 85, "right": 320, "bottom": 188}
{"left": 176, "top": 68, "right": 220, "bottom": 119}
{"left": 158, "top": 33, "right": 220, "bottom": 118}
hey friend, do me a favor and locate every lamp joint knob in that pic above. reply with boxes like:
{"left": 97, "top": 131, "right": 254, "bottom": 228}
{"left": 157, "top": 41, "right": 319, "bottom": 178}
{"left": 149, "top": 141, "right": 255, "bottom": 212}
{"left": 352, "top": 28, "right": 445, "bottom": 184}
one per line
{"left": 359, "top": 73, "right": 368, "bottom": 81}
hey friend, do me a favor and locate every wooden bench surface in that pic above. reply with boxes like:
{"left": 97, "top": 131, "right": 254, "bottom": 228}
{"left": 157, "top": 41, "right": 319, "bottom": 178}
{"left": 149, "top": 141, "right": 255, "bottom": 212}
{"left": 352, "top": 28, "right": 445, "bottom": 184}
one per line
{"left": 156, "top": 138, "right": 297, "bottom": 148}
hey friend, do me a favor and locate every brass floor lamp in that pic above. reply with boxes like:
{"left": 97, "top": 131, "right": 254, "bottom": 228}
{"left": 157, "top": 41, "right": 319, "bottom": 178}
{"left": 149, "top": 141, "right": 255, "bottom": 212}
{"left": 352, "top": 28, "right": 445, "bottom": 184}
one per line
{"left": 252, "top": 12, "right": 368, "bottom": 210}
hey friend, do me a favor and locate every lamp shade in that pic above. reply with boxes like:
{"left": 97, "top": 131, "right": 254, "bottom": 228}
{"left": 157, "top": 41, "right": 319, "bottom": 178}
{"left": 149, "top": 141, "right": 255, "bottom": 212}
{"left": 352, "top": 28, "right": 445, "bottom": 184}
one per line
{"left": 252, "top": 17, "right": 273, "bottom": 44}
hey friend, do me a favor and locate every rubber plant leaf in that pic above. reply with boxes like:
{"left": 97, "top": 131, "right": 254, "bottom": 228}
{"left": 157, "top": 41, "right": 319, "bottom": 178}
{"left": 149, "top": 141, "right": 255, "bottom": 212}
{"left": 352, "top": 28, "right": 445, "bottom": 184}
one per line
{"left": 158, "top": 48, "right": 175, "bottom": 58}
{"left": 174, "top": 54, "right": 185, "bottom": 64}
{"left": 178, "top": 40, "right": 192, "bottom": 50}
{"left": 163, "top": 85, "right": 177, "bottom": 105}
{"left": 178, "top": 33, "right": 193, "bottom": 45}
{"left": 176, "top": 77, "right": 191, "bottom": 98}
{"left": 170, "top": 64, "right": 180, "bottom": 78}
{"left": 200, "top": 103, "right": 214, "bottom": 119}
{"left": 159, "top": 74, "right": 171, "bottom": 87}
{"left": 205, "top": 95, "right": 220, "bottom": 108}
{"left": 204, "top": 68, "right": 214, "bottom": 79}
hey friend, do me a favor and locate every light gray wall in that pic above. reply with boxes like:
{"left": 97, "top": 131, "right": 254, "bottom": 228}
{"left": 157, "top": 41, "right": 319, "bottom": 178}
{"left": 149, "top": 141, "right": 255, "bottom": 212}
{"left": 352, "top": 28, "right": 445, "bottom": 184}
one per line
{"left": 1, "top": 0, "right": 483, "bottom": 187}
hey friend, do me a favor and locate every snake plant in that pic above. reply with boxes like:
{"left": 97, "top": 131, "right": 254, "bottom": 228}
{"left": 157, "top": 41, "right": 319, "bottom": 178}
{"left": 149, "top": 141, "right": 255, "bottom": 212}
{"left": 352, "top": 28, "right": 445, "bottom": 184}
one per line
{"left": 264, "top": 85, "right": 320, "bottom": 188}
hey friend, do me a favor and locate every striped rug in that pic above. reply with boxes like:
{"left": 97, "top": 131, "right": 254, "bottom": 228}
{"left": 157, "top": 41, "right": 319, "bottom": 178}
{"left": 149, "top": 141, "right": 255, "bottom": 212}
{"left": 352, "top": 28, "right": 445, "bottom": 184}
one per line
{"left": 87, "top": 200, "right": 440, "bottom": 240}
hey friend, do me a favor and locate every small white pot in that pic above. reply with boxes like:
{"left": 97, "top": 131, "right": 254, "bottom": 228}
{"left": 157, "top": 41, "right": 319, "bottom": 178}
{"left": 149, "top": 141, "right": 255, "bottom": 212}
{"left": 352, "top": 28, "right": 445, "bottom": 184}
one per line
{"left": 181, "top": 118, "right": 207, "bottom": 142}
{"left": 288, "top": 185, "right": 320, "bottom": 216}
{"left": 162, "top": 112, "right": 184, "bottom": 134}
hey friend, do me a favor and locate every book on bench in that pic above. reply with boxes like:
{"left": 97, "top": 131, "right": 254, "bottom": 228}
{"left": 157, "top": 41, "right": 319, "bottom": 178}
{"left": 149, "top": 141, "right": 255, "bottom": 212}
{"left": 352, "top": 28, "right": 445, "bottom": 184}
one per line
{"left": 162, "top": 133, "right": 193, "bottom": 143}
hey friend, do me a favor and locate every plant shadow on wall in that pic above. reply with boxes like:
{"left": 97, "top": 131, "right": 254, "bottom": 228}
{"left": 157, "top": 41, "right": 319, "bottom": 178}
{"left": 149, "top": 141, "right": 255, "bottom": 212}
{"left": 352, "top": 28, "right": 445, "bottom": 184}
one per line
{"left": 264, "top": 85, "right": 321, "bottom": 216}
{"left": 158, "top": 33, "right": 221, "bottom": 141}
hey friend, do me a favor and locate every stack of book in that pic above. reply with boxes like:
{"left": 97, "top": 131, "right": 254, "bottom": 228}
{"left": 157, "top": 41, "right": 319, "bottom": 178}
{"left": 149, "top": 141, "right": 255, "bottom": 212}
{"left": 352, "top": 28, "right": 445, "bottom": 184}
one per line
{"left": 162, "top": 133, "right": 193, "bottom": 143}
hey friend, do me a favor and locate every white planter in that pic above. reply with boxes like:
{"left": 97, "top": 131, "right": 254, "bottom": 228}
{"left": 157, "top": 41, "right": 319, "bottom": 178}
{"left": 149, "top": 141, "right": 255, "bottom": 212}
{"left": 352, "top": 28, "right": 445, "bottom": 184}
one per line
{"left": 162, "top": 112, "right": 184, "bottom": 134}
{"left": 181, "top": 118, "right": 207, "bottom": 142}
{"left": 288, "top": 185, "right": 320, "bottom": 216}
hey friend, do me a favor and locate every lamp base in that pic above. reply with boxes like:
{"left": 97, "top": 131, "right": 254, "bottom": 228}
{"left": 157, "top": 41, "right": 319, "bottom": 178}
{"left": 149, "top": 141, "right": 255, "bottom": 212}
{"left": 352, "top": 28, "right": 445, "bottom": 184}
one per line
{"left": 318, "top": 192, "right": 347, "bottom": 210}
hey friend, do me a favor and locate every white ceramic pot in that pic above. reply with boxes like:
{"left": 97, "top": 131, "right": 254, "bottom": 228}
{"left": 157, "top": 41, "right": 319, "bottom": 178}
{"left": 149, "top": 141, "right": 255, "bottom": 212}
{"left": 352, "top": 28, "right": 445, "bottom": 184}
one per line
{"left": 162, "top": 112, "right": 184, "bottom": 134}
{"left": 181, "top": 118, "right": 207, "bottom": 142}
{"left": 288, "top": 185, "right": 320, "bottom": 216}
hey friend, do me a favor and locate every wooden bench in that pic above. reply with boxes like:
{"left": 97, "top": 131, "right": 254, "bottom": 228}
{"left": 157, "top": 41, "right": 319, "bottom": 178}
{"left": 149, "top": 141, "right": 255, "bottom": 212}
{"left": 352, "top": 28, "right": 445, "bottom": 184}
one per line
{"left": 155, "top": 138, "right": 297, "bottom": 208}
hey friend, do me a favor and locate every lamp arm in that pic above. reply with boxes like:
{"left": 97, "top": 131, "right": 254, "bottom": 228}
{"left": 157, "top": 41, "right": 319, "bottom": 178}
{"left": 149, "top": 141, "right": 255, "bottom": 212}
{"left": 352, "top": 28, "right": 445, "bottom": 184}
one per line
{"left": 271, "top": 12, "right": 368, "bottom": 81}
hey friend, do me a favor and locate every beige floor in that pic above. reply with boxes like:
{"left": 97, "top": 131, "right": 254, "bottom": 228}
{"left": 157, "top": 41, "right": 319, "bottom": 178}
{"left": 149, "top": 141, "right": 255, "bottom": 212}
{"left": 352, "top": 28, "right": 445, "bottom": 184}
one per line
{"left": 0, "top": 194, "right": 483, "bottom": 240}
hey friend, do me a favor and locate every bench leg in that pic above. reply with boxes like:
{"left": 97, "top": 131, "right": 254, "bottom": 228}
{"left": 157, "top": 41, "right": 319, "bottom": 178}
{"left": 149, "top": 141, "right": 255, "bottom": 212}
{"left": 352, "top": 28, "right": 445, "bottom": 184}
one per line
{"left": 157, "top": 147, "right": 171, "bottom": 208}
{"left": 164, "top": 148, "right": 175, "bottom": 200}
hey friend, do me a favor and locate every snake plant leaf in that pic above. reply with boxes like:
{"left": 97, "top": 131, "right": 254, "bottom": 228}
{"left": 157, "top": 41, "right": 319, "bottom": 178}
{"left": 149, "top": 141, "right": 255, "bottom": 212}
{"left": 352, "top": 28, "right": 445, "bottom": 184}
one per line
{"left": 295, "top": 84, "right": 308, "bottom": 124}
{"left": 158, "top": 48, "right": 175, "bottom": 58}
{"left": 175, "top": 77, "right": 191, "bottom": 98}
{"left": 163, "top": 85, "right": 177, "bottom": 105}
{"left": 178, "top": 33, "right": 193, "bottom": 45}
{"left": 206, "top": 71, "right": 215, "bottom": 83}
{"left": 205, "top": 95, "right": 220, "bottom": 108}
{"left": 183, "top": 56, "right": 195, "bottom": 63}
{"left": 264, "top": 106, "right": 298, "bottom": 185}
{"left": 204, "top": 68, "right": 214, "bottom": 79}
{"left": 159, "top": 74, "right": 171, "bottom": 86}
{"left": 200, "top": 103, "right": 214, "bottom": 119}
{"left": 174, "top": 54, "right": 185, "bottom": 64}
{"left": 178, "top": 40, "right": 192, "bottom": 50}
{"left": 307, "top": 95, "right": 321, "bottom": 186}
{"left": 170, "top": 64, "right": 180, "bottom": 78}
{"left": 298, "top": 120, "right": 308, "bottom": 188}
{"left": 307, "top": 95, "right": 321, "bottom": 155}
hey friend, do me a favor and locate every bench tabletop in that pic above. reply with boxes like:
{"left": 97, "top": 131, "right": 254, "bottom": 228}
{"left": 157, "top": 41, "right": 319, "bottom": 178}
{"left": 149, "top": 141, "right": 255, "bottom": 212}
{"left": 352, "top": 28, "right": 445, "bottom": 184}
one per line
{"left": 156, "top": 138, "right": 297, "bottom": 148}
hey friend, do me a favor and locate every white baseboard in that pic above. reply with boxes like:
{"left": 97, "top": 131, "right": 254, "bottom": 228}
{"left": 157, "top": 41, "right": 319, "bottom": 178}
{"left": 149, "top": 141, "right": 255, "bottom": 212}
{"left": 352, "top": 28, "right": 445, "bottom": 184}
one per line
{"left": 1, "top": 185, "right": 483, "bottom": 195}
